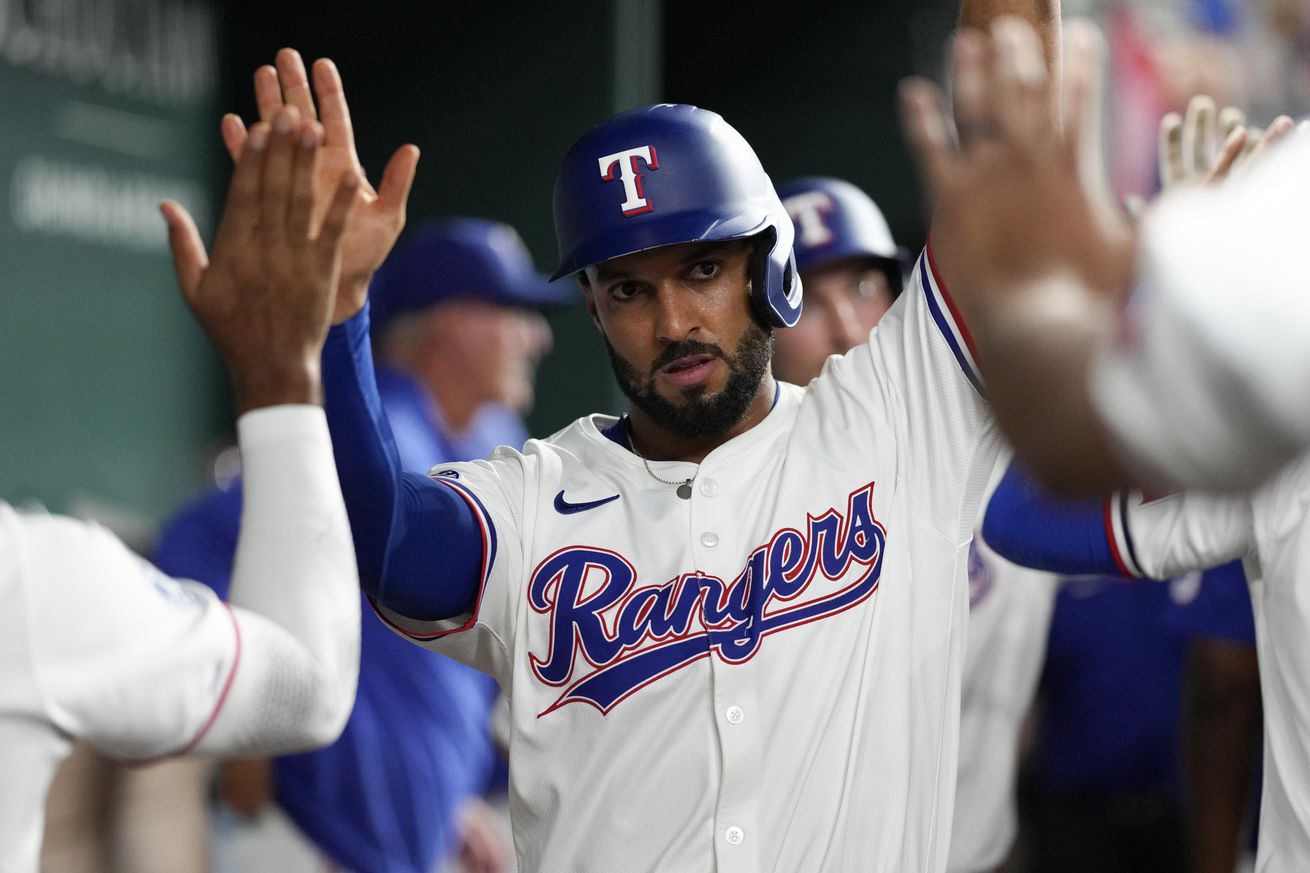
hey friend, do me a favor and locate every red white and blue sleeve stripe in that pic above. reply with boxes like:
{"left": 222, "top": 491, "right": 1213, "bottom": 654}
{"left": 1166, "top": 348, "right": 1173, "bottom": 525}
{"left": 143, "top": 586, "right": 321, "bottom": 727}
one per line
{"left": 920, "top": 244, "right": 985, "bottom": 396}
{"left": 370, "top": 474, "right": 499, "bottom": 641}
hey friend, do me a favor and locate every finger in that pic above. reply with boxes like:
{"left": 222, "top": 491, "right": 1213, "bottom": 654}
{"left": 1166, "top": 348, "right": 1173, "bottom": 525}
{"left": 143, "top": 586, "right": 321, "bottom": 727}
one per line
{"left": 376, "top": 144, "right": 421, "bottom": 218}
{"left": 317, "top": 171, "right": 362, "bottom": 254}
{"left": 1181, "top": 94, "right": 1216, "bottom": 180}
{"left": 261, "top": 107, "right": 302, "bottom": 234}
{"left": 898, "top": 78, "right": 956, "bottom": 204}
{"left": 1205, "top": 125, "right": 1247, "bottom": 183}
{"left": 312, "top": 58, "right": 357, "bottom": 155}
{"left": 160, "top": 201, "right": 209, "bottom": 305}
{"left": 950, "top": 29, "right": 992, "bottom": 146}
{"left": 1218, "top": 106, "right": 1246, "bottom": 144}
{"left": 1158, "top": 112, "right": 1184, "bottom": 188}
{"left": 991, "top": 17, "right": 1049, "bottom": 147}
{"left": 275, "top": 48, "right": 319, "bottom": 122}
{"left": 1061, "top": 19, "right": 1108, "bottom": 177}
{"left": 1244, "top": 125, "right": 1263, "bottom": 156}
{"left": 223, "top": 121, "right": 271, "bottom": 237}
{"left": 1247, "top": 115, "right": 1294, "bottom": 165}
{"left": 253, "top": 64, "right": 283, "bottom": 122}
{"left": 1262, "top": 115, "right": 1295, "bottom": 150}
{"left": 220, "top": 113, "right": 248, "bottom": 163}
{"left": 288, "top": 122, "right": 324, "bottom": 240}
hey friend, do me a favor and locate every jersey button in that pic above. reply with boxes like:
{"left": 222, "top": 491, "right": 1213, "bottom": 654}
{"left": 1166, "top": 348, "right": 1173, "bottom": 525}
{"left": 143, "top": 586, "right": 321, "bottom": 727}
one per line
{"left": 724, "top": 826, "right": 745, "bottom": 845}
{"left": 699, "top": 478, "right": 720, "bottom": 497}
{"left": 725, "top": 705, "right": 744, "bottom": 725}
{"left": 700, "top": 531, "right": 719, "bottom": 548}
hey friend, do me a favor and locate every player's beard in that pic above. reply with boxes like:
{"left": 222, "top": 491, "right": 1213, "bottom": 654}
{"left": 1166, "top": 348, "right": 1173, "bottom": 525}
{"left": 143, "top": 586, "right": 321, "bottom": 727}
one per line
{"left": 604, "top": 323, "right": 774, "bottom": 441}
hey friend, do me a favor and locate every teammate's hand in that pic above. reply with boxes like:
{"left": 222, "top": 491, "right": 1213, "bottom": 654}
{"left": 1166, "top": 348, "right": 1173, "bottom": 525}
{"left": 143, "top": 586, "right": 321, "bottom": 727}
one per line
{"left": 162, "top": 107, "right": 360, "bottom": 412}
{"left": 1122, "top": 97, "right": 1296, "bottom": 218}
{"left": 903, "top": 17, "right": 1134, "bottom": 313}
{"left": 221, "top": 48, "right": 419, "bottom": 325}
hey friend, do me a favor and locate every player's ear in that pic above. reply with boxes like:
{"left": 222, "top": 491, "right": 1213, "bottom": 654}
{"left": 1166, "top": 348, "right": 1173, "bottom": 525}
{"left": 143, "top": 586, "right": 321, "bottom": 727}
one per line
{"left": 578, "top": 274, "right": 603, "bottom": 333}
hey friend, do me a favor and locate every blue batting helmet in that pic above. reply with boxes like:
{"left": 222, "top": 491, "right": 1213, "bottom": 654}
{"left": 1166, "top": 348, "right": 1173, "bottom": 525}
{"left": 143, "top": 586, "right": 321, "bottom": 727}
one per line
{"left": 551, "top": 103, "right": 803, "bottom": 329}
{"left": 776, "top": 177, "right": 910, "bottom": 289}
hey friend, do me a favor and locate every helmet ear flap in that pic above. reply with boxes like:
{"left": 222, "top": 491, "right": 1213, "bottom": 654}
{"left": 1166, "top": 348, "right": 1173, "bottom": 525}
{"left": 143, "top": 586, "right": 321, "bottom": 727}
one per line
{"left": 746, "top": 227, "right": 778, "bottom": 328}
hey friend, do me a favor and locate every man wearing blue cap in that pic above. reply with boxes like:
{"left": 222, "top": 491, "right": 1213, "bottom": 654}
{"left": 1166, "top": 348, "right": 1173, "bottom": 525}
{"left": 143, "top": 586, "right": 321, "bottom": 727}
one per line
{"left": 154, "top": 218, "right": 563, "bottom": 873}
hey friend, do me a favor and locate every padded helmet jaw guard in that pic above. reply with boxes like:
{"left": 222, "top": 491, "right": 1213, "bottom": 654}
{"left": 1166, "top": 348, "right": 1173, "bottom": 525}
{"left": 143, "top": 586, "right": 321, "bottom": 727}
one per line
{"left": 551, "top": 104, "right": 803, "bottom": 329}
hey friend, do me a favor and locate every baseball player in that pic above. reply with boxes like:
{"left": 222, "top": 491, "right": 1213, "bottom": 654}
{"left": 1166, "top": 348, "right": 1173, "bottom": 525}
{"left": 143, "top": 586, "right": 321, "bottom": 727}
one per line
{"left": 984, "top": 457, "right": 1309, "bottom": 872}
{"left": 1, "top": 108, "right": 363, "bottom": 873}
{"left": 772, "top": 176, "right": 908, "bottom": 385}
{"left": 217, "top": 8, "right": 1058, "bottom": 873}
{"left": 900, "top": 17, "right": 1310, "bottom": 494}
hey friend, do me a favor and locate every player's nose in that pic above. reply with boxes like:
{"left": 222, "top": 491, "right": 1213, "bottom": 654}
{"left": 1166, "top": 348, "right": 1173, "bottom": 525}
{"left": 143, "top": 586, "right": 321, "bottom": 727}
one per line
{"left": 652, "top": 282, "right": 702, "bottom": 343}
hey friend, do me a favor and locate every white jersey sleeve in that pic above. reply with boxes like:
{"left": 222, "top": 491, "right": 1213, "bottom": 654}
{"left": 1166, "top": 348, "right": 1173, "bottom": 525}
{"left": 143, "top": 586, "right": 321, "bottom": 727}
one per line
{"left": 1090, "top": 137, "right": 1310, "bottom": 490}
{"left": 5, "top": 406, "right": 360, "bottom": 762}
{"left": 837, "top": 245, "right": 996, "bottom": 544}
{"left": 370, "top": 449, "right": 533, "bottom": 685}
{"left": 1111, "top": 490, "right": 1256, "bottom": 580}
{"left": 13, "top": 510, "right": 241, "bottom": 760}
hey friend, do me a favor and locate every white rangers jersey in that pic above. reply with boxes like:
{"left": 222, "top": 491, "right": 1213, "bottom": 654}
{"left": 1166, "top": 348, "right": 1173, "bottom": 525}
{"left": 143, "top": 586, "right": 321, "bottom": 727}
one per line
{"left": 0, "top": 406, "right": 359, "bottom": 873}
{"left": 374, "top": 250, "right": 1000, "bottom": 873}
{"left": 0, "top": 505, "right": 239, "bottom": 873}
{"left": 1106, "top": 454, "right": 1310, "bottom": 873}
{"left": 1090, "top": 137, "right": 1310, "bottom": 491}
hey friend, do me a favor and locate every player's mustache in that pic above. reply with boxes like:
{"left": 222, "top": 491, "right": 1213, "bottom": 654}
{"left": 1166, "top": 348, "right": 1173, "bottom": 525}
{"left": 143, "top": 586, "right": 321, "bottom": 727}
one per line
{"left": 649, "top": 340, "right": 726, "bottom": 375}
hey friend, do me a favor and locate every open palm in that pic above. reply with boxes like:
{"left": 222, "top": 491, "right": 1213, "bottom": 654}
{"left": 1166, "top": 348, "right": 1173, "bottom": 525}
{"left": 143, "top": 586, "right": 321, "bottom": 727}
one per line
{"left": 221, "top": 48, "right": 419, "bottom": 324}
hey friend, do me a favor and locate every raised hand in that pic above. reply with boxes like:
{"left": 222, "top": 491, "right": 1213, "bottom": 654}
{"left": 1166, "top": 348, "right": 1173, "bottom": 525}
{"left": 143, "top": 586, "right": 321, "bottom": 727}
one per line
{"left": 1158, "top": 95, "right": 1294, "bottom": 190}
{"left": 902, "top": 17, "right": 1133, "bottom": 312}
{"left": 221, "top": 48, "right": 419, "bottom": 324}
{"left": 163, "top": 106, "right": 360, "bottom": 412}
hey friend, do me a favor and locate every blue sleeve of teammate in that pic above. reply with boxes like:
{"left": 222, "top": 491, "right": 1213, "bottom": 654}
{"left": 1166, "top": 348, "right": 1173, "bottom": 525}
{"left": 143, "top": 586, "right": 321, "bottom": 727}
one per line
{"left": 322, "top": 304, "right": 483, "bottom": 621}
{"left": 982, "top": 460, "right": 1136, "bottom": 578}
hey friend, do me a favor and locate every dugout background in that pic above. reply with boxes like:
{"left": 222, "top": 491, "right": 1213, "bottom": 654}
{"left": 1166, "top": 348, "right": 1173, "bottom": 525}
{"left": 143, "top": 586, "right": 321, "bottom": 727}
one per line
{"left": 0, "top": 0, "right": 954, "bottom": 529}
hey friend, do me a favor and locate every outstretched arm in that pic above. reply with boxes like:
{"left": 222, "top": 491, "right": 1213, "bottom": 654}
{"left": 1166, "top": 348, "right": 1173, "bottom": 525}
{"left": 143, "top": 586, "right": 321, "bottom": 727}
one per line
{"left": 903, "top": 19, "right": 1310, "bottom": 493}
{"left": 30, "top": 107, "right": 362, "bottom": 760}
{"left": 904, "top": 19, "right": 1133, "bottom": 492}
{"left": 226, "top": 49, "right": 483, "bottom": 622}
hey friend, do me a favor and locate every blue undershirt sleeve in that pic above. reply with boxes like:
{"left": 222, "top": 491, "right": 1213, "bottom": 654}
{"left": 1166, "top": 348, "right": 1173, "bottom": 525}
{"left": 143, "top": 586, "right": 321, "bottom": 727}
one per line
{"left": 981, "top": 460, "right": 1126, "bottom": 577}
{"left": 322, "top": 304, "right": 483, "bottom": 621}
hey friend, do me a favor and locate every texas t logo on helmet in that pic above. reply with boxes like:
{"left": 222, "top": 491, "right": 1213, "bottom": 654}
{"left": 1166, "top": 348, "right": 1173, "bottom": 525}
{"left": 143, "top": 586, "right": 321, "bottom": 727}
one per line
{"left": 598, "top": 145, "right": 659, "bottom": 215}
{"left": 551, "top": 103, "right": 804, "bottom": 329}
{"left": 783, "top": 190, "right": 838, "bottom": 248}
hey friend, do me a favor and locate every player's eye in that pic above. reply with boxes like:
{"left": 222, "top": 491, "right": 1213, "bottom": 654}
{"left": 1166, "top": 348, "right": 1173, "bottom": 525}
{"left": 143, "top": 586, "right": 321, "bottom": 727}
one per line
{"left": 609, "top": 281, "right": 643, "bottom": 301}
{"left": 689, "top": 260, "right": 721, "bottom": 281}
{"left": 855, "top": 278, "right": 879, "bottom": 299}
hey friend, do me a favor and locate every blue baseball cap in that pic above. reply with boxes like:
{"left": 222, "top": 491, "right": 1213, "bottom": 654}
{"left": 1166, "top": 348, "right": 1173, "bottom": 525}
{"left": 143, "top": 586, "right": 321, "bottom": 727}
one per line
{"left": 369, "top": 218, "right": 572, "bottom": 331}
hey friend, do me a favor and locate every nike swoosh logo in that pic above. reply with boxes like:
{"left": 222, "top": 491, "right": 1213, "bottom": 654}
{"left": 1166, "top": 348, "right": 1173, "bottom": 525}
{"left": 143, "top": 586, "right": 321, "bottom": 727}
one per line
{"left": 554, "top": 490, "right": 621, "bottom": 515}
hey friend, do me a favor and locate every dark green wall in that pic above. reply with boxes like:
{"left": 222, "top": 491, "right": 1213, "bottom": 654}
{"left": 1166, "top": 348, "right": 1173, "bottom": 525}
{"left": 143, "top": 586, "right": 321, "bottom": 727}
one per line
{"left": 0, "top": 0, "right": 225, "bottom": 523}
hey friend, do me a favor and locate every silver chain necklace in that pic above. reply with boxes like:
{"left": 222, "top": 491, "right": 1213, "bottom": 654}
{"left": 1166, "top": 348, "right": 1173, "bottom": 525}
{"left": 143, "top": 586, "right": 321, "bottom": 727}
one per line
{"left": 625, "top": 420, "right": 696, "bottom": 500}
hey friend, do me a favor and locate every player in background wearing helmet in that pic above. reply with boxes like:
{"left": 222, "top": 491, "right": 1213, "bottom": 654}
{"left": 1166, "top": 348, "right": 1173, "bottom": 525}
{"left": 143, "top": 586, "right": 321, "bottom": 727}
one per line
{"left": 903, "top": 21, "right": 1309, "bottom": 871}
{"left": 154, "top": 218, "right": 562, "bottom": 873}
{"left": 774, "top": 174, "right": 1058, "bottom": 873}
{"left": 772, "top": 177, "right": 908, "bottom": 386}
{"left": 223, "top": 6, "right": 1058, "bottom": 870}
{"left": 1, "top": 109, "right": 364, "bottom": 873}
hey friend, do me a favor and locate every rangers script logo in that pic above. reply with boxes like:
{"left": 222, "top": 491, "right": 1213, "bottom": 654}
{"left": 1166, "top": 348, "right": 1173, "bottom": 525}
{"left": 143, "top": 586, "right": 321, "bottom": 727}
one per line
{"left": 528, "top": 482, "right": 886, "bottom": 715}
